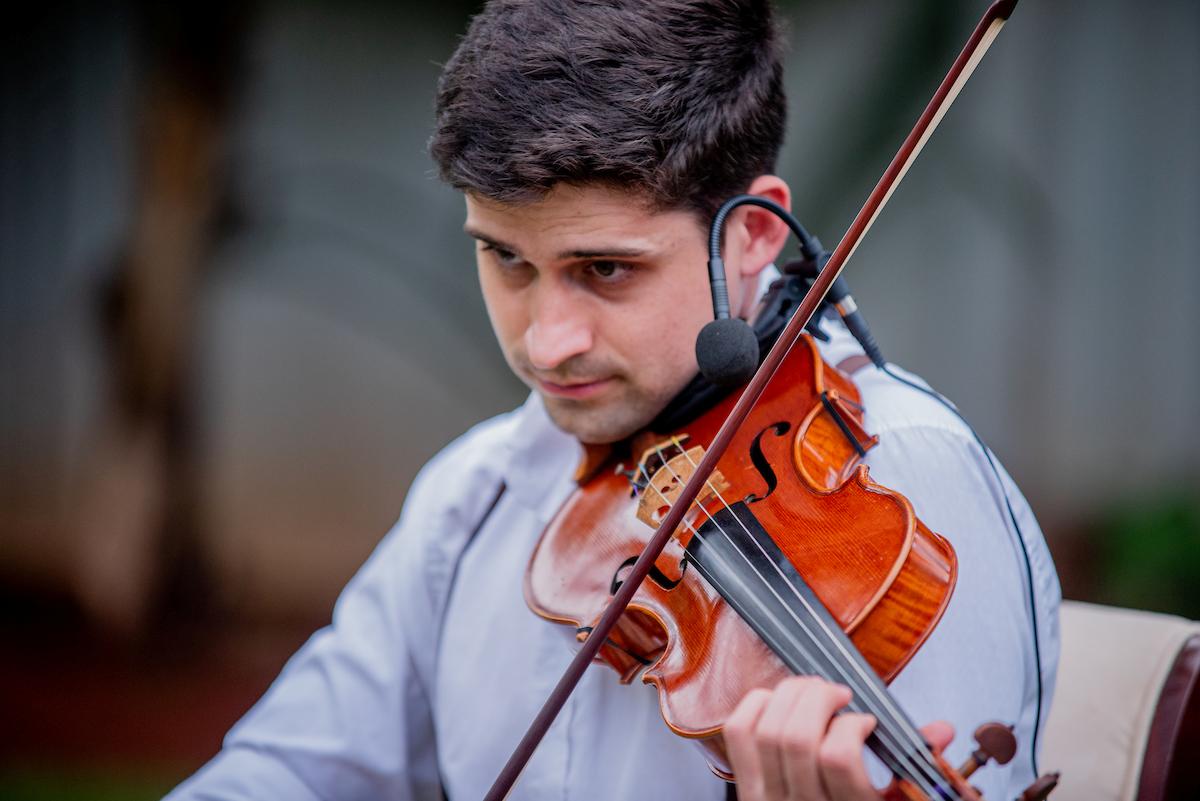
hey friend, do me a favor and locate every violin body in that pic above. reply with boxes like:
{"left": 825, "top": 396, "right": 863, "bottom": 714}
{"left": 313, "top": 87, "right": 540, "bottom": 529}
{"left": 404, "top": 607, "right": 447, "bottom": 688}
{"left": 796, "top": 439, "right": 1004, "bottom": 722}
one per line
{"left": 526, "top": 334, "right": 957, "bottom": 777}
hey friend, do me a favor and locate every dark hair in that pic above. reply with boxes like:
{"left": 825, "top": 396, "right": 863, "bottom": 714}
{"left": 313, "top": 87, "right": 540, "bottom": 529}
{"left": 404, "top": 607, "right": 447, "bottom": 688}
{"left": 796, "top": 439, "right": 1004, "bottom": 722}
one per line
{"left": 430, "top": 0, "right": 786, "bottom": 218}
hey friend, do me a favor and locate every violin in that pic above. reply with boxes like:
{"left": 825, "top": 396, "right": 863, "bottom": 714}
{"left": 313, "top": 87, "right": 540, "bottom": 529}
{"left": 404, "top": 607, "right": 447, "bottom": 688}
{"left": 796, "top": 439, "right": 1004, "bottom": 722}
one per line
{"left": 527, "top": 333, "right": 964, "bottom": 790}
{"left": 486, "top": 2, "right": 1059, "bottom": 799}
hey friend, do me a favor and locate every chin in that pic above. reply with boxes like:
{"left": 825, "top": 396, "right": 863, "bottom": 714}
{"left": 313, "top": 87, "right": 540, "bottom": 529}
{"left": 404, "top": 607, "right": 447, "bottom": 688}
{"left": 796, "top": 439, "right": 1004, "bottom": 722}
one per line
{"left": 542, "top": 398, "right": 648, "bottom": 445}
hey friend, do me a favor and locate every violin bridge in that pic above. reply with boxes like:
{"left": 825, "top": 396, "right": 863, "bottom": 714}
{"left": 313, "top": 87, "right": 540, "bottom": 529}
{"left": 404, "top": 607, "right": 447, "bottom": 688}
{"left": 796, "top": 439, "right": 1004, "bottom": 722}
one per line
{"left": 635, "top": 440, "right": 731, "bottom": 531}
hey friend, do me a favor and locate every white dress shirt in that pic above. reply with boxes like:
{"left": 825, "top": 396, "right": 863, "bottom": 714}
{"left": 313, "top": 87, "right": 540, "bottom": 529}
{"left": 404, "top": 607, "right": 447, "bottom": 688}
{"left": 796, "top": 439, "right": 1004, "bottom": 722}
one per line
{"left": 165, "top": 318, "right": 1060, "bottom": 801}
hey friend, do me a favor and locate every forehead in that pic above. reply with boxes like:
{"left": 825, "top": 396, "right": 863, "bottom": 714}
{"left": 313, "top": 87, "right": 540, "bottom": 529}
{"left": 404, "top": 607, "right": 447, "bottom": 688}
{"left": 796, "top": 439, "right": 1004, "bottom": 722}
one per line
{"left": 463, "top": 184, "right": 704, "bottom": 249}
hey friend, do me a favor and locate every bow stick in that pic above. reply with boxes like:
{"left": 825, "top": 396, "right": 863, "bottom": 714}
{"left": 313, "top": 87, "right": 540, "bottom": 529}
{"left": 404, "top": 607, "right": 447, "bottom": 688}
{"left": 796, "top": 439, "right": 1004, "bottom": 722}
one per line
{"left": 484, "top": 2, "right": 1019, "bottom": 798}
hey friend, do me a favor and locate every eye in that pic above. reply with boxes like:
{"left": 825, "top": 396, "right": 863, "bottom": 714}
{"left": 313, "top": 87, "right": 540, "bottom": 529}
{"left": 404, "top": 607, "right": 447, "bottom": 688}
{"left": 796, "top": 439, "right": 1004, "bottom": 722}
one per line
{"left": 481, "top": 243, "right": 522, "bottom": 267}
{"left": 586, "top": 261, "right": 633, "bottom": 282}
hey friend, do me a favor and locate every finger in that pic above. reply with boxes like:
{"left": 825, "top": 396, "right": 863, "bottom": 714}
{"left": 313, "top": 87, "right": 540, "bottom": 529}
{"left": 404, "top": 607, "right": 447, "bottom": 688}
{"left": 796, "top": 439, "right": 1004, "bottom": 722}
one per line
{"left": 918, "top": 720, "right": 955, "bottom": 754}
{"left": 751, "top": 676, "right": 827, "bottom": 800}
{"left": 776, "top": 679, "right": 854, "bottom": 801}
{"left": 724, "top": 688, "right": 774, "bottom": 801}
{"left": 816, "top": 713, "right": 878, "bottom": 801}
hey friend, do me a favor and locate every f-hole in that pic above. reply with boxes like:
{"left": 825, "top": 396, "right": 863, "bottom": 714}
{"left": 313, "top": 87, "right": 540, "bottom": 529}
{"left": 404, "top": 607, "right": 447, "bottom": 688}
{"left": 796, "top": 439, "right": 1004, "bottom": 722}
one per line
{"left": 744, "top": 421, "right": 791, "bottom": 503}
{"left": 610, "top": 554, "right": 687, "bottom": 594}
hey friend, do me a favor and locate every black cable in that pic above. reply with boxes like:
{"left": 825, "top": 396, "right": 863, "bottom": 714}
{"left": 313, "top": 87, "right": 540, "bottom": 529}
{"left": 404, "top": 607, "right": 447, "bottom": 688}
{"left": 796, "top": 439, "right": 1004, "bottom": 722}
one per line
{"left": 708, "top": 194, "right": 824, "bottom": 261}
{"left": 878, "top": 364, "right": 1045, "bottom": 781}
{"left": 706, "top": 194, "right": 823, "bottom": 321}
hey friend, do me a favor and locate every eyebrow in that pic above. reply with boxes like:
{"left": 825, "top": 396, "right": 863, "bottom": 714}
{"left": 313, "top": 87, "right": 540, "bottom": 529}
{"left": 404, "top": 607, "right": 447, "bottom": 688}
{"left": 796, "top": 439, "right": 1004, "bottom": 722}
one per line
{"left": 463, "top": 226, "right": 649, "bottom": 261}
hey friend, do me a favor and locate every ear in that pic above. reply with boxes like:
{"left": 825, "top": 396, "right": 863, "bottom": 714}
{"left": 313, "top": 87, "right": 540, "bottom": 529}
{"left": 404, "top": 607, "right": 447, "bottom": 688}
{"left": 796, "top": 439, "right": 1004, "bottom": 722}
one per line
{"left": 723, "top": 175, "right": 793, "bottom": 316}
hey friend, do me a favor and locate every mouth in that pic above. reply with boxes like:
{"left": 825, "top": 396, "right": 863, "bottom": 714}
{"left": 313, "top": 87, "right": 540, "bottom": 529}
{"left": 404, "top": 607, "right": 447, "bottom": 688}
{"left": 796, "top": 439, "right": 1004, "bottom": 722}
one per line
{"left": 535, "top": 377, "right": 614, "bottom": 400}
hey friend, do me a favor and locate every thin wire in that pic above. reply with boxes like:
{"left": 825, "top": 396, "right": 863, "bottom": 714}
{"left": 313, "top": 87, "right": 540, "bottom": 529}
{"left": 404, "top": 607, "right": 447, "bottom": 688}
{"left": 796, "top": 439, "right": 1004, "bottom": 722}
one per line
{"left": 639, "top": 450, "right": 951, "bottom": 797}
{"left": 881, "top": 363, "right": 1045, "bottom": 779}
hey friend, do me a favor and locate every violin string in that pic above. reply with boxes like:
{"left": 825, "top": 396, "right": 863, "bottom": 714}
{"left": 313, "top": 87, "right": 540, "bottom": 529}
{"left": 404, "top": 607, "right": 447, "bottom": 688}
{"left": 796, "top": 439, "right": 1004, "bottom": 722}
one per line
{"left": 638, "top": 450, "right": 948, "bottom": 796}
{"left": 645, "top": 448, "right": 899, "bottom": 730}
{"left": 657, "top": 446, "right": 951, "bottom": 792}
{"left": 637, "top": 457, "right": 944, "bottom": 798}
{"left": 694, "top": 457, "right": 937, "bottom": 755}
{"left": 639, "top": 449, "right": 912, "bottom": 746}
{"left": 643, "top": 452, "right": 947, "bottom": 796}
{"left": 662, "top": 444, "right": 937, "bottom": 743}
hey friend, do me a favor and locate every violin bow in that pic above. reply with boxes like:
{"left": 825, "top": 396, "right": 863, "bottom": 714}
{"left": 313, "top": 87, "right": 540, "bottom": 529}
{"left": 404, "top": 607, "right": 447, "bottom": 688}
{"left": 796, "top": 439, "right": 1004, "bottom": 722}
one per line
{"left": 484, "top": 2, "right": 1019, "bottom": 798}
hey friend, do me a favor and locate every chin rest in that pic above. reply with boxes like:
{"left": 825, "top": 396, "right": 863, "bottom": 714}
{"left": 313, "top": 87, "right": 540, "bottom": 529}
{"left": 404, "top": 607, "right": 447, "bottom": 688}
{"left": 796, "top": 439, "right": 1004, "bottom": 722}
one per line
{"left": 1041, "top": 600, "right": 1200, "bottom": 801}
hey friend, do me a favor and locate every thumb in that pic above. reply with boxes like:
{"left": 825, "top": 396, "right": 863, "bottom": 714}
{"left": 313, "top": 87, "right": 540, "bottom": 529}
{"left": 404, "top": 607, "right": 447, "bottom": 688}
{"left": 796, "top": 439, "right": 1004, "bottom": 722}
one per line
{"left": 919, "top": 720, "right": 955, "bottom": 753}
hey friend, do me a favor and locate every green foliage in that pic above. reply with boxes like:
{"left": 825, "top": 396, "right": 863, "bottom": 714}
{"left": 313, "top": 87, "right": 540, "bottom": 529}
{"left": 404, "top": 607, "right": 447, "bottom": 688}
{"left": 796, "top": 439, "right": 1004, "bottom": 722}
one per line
{"left": 1094, "top": 489, "right": 1200, "bottom": 620}
{"left": 0, "top": 768, "right": 176, "bottom": 801}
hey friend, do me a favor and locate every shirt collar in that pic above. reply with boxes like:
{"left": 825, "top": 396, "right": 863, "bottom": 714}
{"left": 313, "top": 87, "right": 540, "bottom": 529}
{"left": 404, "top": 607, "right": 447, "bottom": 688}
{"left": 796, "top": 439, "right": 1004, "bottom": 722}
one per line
{"left": 499, "top": 393, "right": 583, "bottom": 524}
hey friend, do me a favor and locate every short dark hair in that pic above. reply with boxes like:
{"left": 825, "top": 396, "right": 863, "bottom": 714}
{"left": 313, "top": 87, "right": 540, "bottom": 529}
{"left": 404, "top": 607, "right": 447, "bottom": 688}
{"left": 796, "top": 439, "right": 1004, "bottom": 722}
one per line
{"left": 430, "top": 0, "right": 786, "bottom": 218}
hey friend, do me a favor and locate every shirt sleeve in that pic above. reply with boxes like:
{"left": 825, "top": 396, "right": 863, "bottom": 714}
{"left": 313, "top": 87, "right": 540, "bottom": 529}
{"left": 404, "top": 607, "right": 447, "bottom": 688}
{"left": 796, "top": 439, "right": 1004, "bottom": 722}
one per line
{"left": 860, "top": 421, "right": 1061, "bottom": 799}
{"left": 164, "top": 458, "right": 455, "bottom": 801}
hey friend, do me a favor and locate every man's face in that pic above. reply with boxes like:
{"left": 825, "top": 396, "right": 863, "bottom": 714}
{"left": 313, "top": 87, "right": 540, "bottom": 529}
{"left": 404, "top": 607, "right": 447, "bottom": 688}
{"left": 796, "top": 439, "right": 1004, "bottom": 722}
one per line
{"left": 466, "top": 183, "right": 760, "bottom": 444}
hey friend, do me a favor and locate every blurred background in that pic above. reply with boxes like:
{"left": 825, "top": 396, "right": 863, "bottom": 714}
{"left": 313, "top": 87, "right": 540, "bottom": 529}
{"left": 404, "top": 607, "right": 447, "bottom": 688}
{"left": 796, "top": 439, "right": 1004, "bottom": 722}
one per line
{"left": 2, "top": 0, "right": 1197, "bottom": 797}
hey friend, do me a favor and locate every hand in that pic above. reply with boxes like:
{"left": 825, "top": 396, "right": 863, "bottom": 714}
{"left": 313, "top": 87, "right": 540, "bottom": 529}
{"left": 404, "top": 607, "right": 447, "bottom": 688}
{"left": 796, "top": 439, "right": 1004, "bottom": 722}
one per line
{"left": 724, "top": 676, "right": 955, "bottom": 801}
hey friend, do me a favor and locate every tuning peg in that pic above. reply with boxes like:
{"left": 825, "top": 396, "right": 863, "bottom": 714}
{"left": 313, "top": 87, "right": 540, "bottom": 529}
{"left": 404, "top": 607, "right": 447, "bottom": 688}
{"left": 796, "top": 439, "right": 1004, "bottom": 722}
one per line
{"left": 955, "top": 722, "right": 1018, "bottom": 779}
{"left": 1019, "top": 772, "right": 1060, "bottom": 801}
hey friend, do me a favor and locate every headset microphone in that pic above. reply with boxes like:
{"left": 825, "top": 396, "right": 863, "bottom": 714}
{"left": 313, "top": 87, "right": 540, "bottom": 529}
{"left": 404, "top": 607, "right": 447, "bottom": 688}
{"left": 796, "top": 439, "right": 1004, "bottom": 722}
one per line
{"left": 682, "top": 193, "right": 888, "bottom": 425}
{"left": 696, "top": 243, "right": 761, "bottom": 386}
{"left": 698, "top": 194, "right": 860, "bottom": 386}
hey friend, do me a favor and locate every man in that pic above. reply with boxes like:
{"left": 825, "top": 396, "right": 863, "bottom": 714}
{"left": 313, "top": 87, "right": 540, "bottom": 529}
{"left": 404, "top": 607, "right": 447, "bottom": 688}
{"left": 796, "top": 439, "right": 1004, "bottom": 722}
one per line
{"left": 167, "top": 1, "right": 1059, "bottom": 799}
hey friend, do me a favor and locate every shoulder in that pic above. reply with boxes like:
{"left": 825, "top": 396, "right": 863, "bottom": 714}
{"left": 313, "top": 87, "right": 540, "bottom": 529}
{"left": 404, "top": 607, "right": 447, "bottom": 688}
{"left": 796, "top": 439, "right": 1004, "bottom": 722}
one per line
{"left": 376, "top": 402, "right": 528, "bottom": 578}
{"left": 821, "top": 342, "right": 1050, "bottom": 588}
{"left": 810, "top": 317, "right": 971, "bottom": 442}
{"left": 342, "top": 404, "right": 524, "bottom": 602}
{"left": 399, "top": 392, "right": 578, "bottom": 532}
{"left": 854, "top": 364, "right": 974, "bottom": 445}
{"left": 325, "top": 402, "right": 535, "bottom": 684}
{"left": 367, "top": 392, "right": 576, "bottom": 594}
{"left": 848, "top": 358, "right": 1013, "bottom": 530}
{"left": 841, "top": 356, "right": 1061, "bottom": 652}
{"left": 401, "top": 404, "right": 526, "bottom": 521}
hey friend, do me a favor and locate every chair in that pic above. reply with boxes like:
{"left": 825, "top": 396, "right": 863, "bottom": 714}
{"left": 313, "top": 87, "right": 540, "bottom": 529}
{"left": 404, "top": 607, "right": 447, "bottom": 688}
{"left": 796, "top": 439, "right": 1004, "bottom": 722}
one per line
{"left": 1040, "top": 600, "right": 1200, "bottom": 801}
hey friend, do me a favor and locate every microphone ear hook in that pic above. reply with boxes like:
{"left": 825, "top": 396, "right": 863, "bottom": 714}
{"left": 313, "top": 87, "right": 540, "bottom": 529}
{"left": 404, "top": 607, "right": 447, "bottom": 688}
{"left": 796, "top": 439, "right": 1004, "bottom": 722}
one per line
{"left": 697, "top": 194, "right": 885, "bottom": 386}
{"left": 703, "top": 196, "right": 824, "bottom": 328}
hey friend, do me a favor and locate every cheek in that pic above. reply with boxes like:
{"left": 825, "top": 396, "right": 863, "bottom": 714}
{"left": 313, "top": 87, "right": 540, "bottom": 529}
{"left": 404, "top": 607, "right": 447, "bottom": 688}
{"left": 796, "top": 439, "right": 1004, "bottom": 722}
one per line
{"left": 631, "top": 292, "right": 711, "bottom": 381}
{"left": 613, "top": 262, "right": 717, "bottom": 381}
{"left": 666, "top": 277, "right": 721, "bottom": 343}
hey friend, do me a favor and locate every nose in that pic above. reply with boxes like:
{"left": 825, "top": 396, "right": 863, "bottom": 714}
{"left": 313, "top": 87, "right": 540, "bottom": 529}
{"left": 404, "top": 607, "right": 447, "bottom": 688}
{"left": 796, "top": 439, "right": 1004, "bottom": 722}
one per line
{"left": 525, "top": 284, "right": 593, "bottom": 372}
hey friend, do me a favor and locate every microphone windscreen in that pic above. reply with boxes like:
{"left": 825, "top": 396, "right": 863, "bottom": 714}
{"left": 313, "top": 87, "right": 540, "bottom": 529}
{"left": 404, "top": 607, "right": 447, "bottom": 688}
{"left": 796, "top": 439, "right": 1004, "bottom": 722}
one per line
{"left": 696, "top": 318, "right": 760, "bottom": 388}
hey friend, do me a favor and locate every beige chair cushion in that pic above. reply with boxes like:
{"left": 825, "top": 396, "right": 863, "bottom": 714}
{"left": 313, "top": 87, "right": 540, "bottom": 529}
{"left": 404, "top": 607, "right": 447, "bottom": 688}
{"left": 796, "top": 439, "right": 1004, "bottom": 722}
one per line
{"left": 1041, "top": 600, "right": 1200, "bottom": 801}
